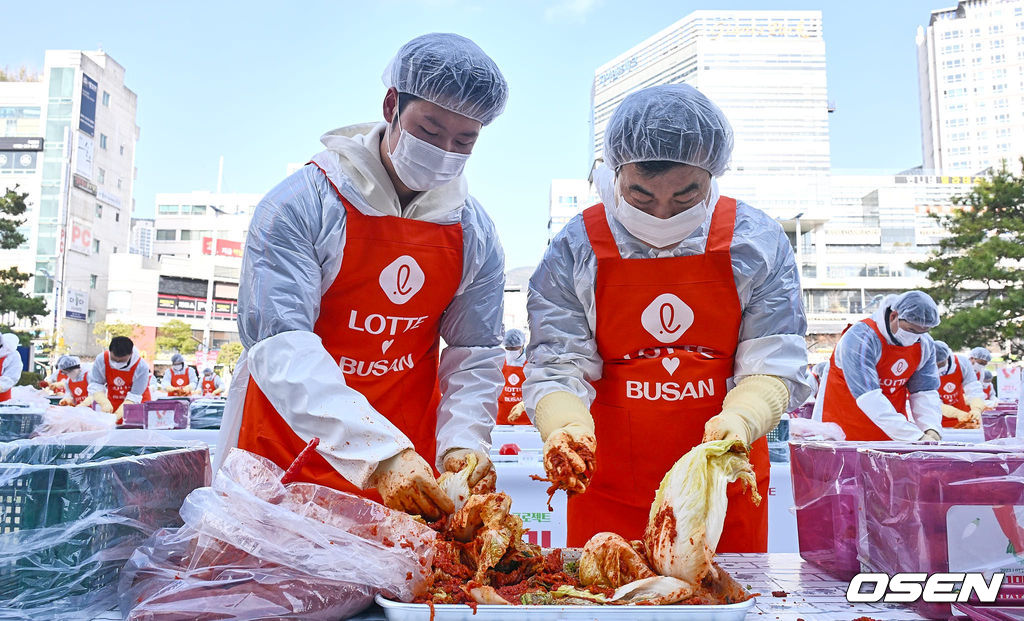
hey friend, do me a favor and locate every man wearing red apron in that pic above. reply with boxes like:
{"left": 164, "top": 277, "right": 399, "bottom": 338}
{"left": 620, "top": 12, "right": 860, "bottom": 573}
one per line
{"left": 0, "top": 334, "right": 23, "bottom": 403}
{"left": 970, "top": 347, "right": 992, "bottom": 383}
{"left": 934, "top": 340, "right": 986, "bottom": 427}
{"left": 497, "top": 329, "right": 529, "bottom": 425}
{"left": 522, "top": 85, "right": 811, "bottom": 548}
{"left": 218, "top": 34, "right": 509, "bottom": 521}
{"left": 163, "top": 353, "right": 198, "bottom": 396}
{"left": 816, "top": 291, "right": 943, "bottom": 441}
{"left": 87, "top": 336, "right": 152, "bottom": 420}
{"left": 200, "top": 368, "right": 224, "bottom": 396}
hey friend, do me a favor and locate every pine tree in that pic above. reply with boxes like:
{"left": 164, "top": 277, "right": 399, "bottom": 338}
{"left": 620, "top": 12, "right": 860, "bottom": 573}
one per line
{"left": 908, "top": 161, "right": 1024, "bottom": 359}
{"left": 0, "top": 186, "right": 48, "bottom": 326}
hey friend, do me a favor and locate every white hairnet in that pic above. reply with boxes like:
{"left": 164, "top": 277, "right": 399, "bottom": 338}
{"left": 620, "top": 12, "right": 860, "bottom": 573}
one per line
{"left": 933, "top": 340, "right": 952, "bottom": 366}
{"left": 890, "top": 290, "right": 940, "bottom": 329}
{"left": 971, "top": 347, "right": 992, "bottom": 363}
{"left": 171, "top": 353, "right": 185, "bottom": 365}
{"left": 503, "top": 328, "right": 525, "bottom": 349}
{"left": 603, "top": 84, "right": 734, "bottom": 176}
{"left": 382, "top": 33, "right": 508, "bottom": 126}
{"left": 984, "top": 370, "right": 994, "bottom": 381}
{"left": 1, "top": 333, "right": 19, "bottom": 352}
{"left": 203, "top": 367, "right": 214, "bottom": 375}
{"left": 58, "top": 355, "right": 81, "bottom": 370}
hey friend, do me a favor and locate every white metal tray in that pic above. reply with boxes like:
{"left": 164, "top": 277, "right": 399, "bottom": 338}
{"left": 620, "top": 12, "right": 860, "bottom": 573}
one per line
{"left": 375, "top": 594, "right": 756, "bottom": 620}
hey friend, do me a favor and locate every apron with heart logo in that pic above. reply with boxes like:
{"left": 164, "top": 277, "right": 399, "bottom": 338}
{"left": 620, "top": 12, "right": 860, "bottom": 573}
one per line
{"left": 497, "top": 360, "right": 528, "bottom": 425}
{"left": 566, "top": 198, "right": 769, "bottom": 550}
{"left": 238, "top": 162, "right": 464, "bottom": 501}
{"left": 938, "top": 355, "right": 968, "bottom": 426}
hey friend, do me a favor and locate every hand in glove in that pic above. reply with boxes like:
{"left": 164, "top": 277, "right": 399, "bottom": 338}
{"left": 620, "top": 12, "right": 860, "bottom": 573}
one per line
{"left": 941, "top": 403, "right": 973, "bottom": 422}
{"left": 534, "top": 391, "right": 597, "bottom": 495}
{"left": 92, "top": 392, "right": 113, "bottom": 413}
{"left": 442, "top": 449, "right": 495, "bottom": 493}
{"left": 58, "top": 396, "right": 74, "bottom": 407}
{"left": 507, "top": 402, "right": 527, "bottom": 424}
{"left": 920, "top": 429, "right": 942, "bottom": 442}
{"left": 969, "top": 398, "right": 990, "bottom": 419}
{"left": 703, "top": 375, "right": 790, "bottom": 447}
{"left": 372, "top": 449, "right": 455, "bottom": 521}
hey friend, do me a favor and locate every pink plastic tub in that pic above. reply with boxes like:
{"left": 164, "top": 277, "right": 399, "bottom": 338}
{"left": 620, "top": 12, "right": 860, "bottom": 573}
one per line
{"left": 983, "top": 403, "right": 1019, "bottom": 441}
{"left": 858, "top": 447, "right": 1024, "bottom": 619}
{"left": 121, "top": 399, "right": 189, "bottom": 430}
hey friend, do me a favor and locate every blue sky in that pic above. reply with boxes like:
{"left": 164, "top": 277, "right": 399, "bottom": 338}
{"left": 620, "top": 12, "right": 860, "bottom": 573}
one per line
{"left": 3, "top": 0, "right": 944, "bottom": 269}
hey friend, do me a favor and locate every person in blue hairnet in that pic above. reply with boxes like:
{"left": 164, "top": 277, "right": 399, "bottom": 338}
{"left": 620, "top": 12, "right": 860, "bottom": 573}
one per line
{"left": 219, "top": 33, "right": 509, "bottom": 521}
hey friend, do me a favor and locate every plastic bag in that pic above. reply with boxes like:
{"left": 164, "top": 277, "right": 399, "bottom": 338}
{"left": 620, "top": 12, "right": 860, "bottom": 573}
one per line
{"left": 788, "top": 418, "right": 846, "bottom": 442}
{"left": 118, "top": 448, "right": 437, "bottom": 620}
{"left": 0, "top": 430, "right": 211, "bottom": 620}
{"left": 8, "top": 385, "right": 50, "bottom": 409}
{"left": 31, "top": 405, "right": 116, "bottom": 437}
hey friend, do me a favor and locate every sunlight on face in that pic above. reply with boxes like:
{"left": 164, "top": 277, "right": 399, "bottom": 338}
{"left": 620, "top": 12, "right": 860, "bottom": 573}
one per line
{"left": 616, "top": 163, "right": 711, "bottom": 219}
{"left": 382, "top": 88, "right": 483, "bottom": 155}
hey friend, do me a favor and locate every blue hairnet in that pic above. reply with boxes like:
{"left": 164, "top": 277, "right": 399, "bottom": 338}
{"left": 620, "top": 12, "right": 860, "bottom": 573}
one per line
{"left": 503, "top": 328, "right": 525, "bottom": 348}
{"left": 891, "top": 290, "right": 940, "bottom": 329}
{"left": 603, "top": 84, "right": 734, "bottom": 176}
{"left": 933, "top": 340, "right": 952, "bottom": 366}
{"left": 382, "top": 33, "right": 508, "bottom": 126}
{"left": 171, "top": 353, "right": 185, "bottom": 365}
{"left": 970, "top": 347, "right": 992, "bottom": 363}
{"left": 984, "top": 370, "right": 994, "bottom": 381}
{"left": 203, "top": 367, "right": 214, "bottom": 375}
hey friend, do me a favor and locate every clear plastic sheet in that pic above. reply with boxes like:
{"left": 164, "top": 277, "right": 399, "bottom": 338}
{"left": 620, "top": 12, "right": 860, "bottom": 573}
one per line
{"left": 118, "top": 448, "right": 437, "bottom": 620}
{"left": 8, "top": 385, "right": 51, "bottom": 409}
{"left": 857, "top": 446, "right": 1024, "bottom": 619}
{"left": 0, "top": 430, "right": 211, "bottom": 620}
{"left": 188, "top": 398, "right": 225, "bottom": 430}
{"left": 788, "top": 418, "right": 846, "bottom": 442}
{"left": 983, "top": 404, "right": 1019, "bottom": 441}
{"left": 31, "top": 405, "right": 116, "bottom": 437}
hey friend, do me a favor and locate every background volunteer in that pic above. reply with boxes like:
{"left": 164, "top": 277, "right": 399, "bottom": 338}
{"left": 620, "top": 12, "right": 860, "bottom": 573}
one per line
{"left": 933, "top": 339, "right": 986, "bottom": 427}
{"left": 199, "top": 367, "right": 224, "bottom": 396}
{"left": 497, "top": 328, "right": 528, "bottom": 425}
{"left": 162, "top": 352, "right": 198, "bottom": 395}
{"left": 522, "top": 84, "right": 811, "bottom": 546}
{"left": 56, "top": 356, "right": 90, "bottom": 406}
{"left": 217, "top": 33, "right": 508, "bottom": 521}
{"left": 0, "top": 334, "right": 23, "bottom": 402}
{"left": 815, "top": 291, "right": 943, "bottom": 441}
{"left": 87, "top": 336, "right": 152, "bottom": 418}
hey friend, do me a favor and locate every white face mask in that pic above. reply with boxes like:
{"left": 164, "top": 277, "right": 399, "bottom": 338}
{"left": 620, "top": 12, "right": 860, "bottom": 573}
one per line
{"left": 973, "top": 361, "right": 986, "bottom": 373}
{"left": 173, "top": 363, "right": 184, "bottom": 372}
{"left": 385, "top": 108, "right": 470, "bottom": 192}
{"left": 613, "top": 184, "right": 711, "bottom": 249}
{"left": 894, "top": 328, "right": 922, "bottom": 346}
{"left": 505, "top": 349, "right": 525, "bottom": 365}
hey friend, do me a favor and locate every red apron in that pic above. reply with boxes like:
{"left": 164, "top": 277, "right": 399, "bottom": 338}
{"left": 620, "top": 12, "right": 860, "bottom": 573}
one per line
{"left": 939, "top": 356, "right": 968, "bottom": 427}
{"left": 238, "top": 163, "right": 464, "bottom": 501}
{"left": 984, "top": 383, "right": 995, "bottom": 399}
{"left": 103, "top": 351, "right": 153, "bottom": 410}
{"left": 52, "top": 371, "right": 68, "bottom": 394}
{"left": 169, "top": 369, "right": 191, "bottom": 388}
{"left": 496, "top": 360, "right": 528, "bottom": 425}
{"left": 567, "top": 199, "right": 769, "bottom": 551}
{"left": 202, "top": 378, "right": 218, "bottom": 396}
{"left": 0, "top": 355, "right": 11, "bottom": 402}
{"left": 68, "top": 377, "right": 89, "bottom": 405}
{"left": 821, "top": 319, "right": 922, "bottom": 441}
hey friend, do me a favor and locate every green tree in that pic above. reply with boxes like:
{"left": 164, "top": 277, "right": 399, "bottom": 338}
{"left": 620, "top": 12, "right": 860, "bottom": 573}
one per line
{"left": 0, "top": 66, "right": 40, "bottom": 82}
{"left": 908, "top": 160, "right": 1024, "bottom": 359}
{"left": 156, "top": 319, "right": 198, "bottom": 355}
{"left": 217, "top": 342, "right": 244, "bottom": 372}
{"left": 93, "top": 321, "right": 141, "bottom": 348}
{"left": 0, "top": 186, "right": 47, "bottom": 325}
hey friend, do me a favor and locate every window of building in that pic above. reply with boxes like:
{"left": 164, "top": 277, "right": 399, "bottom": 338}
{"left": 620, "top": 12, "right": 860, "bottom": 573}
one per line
{"left": 96, "top": 203, "right": 102, "bottom": 218}
{"left": 99, "top": 134, "right": 107, "bottom": 150}
{"left": 92, "top": 239, "right": 100, "bottom": 253}
{"left": 119, "top": 145, "right": 124, "bottom": 156}
{"left": 117, "top": 178, "right": 122, "bottom": 190}
{"left": 180, "top": 230, "right": 194, "bottom": 241}
{"left": 994, "top": 83, "right": 1007, "bottom": 93}
{"left": 87, "top": 310, "right": 95, "bottom": 323}
{"left": 101, "top": 91, "right": 110, "bottom": 106}
{"left": 158, "top": 204, "right": 179, "bottom": 214}
{"left": 97, "top": 168, "right": 105, "bottom": 184}
{"left": 993, "top": 54, "right": 1006, "bottom": 63}
{"left": 115, "top": 212, "right": 119, "bottom": 222}
{"left": 990, "top": 25, "right": 1004, "bottom": 35}
{"left": 156, "top": 229, "right": 176, "bottom": 241}
{"left": 190, "top": 205, "right": 207, "bottom": 215}
{"left": 90, "top": 274, "right": 97, "bottom": 289}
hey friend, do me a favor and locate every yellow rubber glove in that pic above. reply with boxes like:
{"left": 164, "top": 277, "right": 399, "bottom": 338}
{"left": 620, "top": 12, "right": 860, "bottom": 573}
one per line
{"left": 442, "top": 448, "right": 495, "bottom": 490}
{"left": 506, "top": 401, "right": 527, "bottom": 423}
{"left": 969, "top": 398, "right": 990, "bottom": 418}
{"left": 535, "top": 391, "right": 597, "bottom": 495}
{"left": 371, "top": 449, "right": 455, "bottom": 521}
{"left": 58, "top": 396, "right": 74, "bottom": 407}
{"left": 941, "top": 403, "right": 972, "bottom": 421}
{"left": 920, "top": 429, "right": 942, "bottom": 442}
{"left": 702, "top": 375, "right": 790, "bottom": 447}
{"left": 92, "top": 392, "right": 113, "bottom": 413}
{"left": 79, "top": 395, "right": 95, "bottom": 409}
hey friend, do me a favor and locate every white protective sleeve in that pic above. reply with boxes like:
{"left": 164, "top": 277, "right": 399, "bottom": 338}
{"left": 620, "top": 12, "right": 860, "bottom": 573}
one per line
{"left": 0, "top": 353, "right": 23, "bottom": 392}
{"left": 909, "top": 390, "right": 942, "bottom": 434}
{"left": 956, "top": 354, "right": 985, "bottom": 402}
{"left": 855, "top": 389, "right": 926, "bottom": 441}
{"left": 244, "top": 330, "right": 414, "bottom": 488}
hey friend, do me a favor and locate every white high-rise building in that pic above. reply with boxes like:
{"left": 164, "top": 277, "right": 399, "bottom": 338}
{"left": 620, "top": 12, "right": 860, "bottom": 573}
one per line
{"left": 129, "top": 217, "right": 154, "bottom": 258}
{"left": 591, "top": 10, "right": 832, "bottom": 218}
{"left": 548, "top": 179, "right": 599, "bottom": 241}
{"left": 917, "top": 0, "right": 1024, "bottom": 173}
{"left": 0, "top": 50, "right": 139, "bottom": 356}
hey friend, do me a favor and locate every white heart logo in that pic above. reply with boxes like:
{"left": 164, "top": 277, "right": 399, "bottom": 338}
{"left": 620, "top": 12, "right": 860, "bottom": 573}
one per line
{"left": 944, "top": 382, "right": 957, "bottom": 393}
{"left": 381, "top": 339, "right": 394, "bottom": 355}
{"left": 508, "top": 373, "right": 520, "bottom": 386}
{"left": 113, "top": 377, "right": 126, "bottom": 387}
{"left": 640, "top": 294, "right": 694, "bottom": 344}
{"left": 662, "top": 357, "right": 680, "bottom": 376}
{"left": 379, "top": 255, "right": 425, "bottom": 305}
{"left": 891, "top": 359, "right": 909, "bottom": 376}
